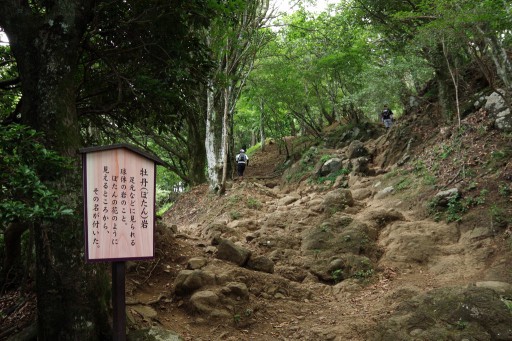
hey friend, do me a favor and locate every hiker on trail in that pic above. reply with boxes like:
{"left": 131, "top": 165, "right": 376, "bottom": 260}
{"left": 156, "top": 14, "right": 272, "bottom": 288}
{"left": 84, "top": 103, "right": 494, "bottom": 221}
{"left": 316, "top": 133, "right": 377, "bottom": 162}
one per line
{"left": 380, "top": 105, "right": 394, "bottom": 129}
{"left": 236, "top": 149, "right": 249, "bottom": 180}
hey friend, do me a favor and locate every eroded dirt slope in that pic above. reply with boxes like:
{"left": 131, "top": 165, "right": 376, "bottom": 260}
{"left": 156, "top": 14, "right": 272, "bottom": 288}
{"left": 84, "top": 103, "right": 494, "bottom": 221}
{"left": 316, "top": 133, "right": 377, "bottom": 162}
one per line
{"left": 124, "top": 112, "right": 512, "bottom": 341}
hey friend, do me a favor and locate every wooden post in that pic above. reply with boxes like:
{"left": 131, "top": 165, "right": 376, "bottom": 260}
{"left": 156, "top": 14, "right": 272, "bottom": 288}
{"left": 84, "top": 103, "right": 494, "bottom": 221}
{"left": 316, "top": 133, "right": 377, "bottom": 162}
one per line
{"left": 112, "top": 261, "right": 126, "bottom": 341}
{"left": 79, "top": 144, "right": 163, "bottom": 340}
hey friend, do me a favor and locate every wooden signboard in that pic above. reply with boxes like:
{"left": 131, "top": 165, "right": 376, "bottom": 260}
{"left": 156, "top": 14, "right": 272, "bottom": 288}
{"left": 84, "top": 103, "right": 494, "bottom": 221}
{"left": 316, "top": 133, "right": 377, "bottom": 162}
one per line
{"left": 80, "top": 144, "right": 163, "bottom": 261}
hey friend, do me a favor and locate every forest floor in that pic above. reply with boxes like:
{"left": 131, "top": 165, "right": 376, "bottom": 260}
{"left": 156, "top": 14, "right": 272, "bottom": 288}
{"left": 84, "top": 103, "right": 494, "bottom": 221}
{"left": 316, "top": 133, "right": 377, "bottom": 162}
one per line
{"left": 122, "top": 111, "right": 512, "bottom": 340}
{"left": 1, "top": 109, "right": 512, "bottom": 341}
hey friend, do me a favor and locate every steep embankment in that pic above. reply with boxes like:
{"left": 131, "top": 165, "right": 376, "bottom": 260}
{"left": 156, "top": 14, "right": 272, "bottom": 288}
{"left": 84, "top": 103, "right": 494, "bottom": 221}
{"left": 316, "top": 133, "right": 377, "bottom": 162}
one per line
{"left": 124, "top": 110, "right": 512, "bottom": 341}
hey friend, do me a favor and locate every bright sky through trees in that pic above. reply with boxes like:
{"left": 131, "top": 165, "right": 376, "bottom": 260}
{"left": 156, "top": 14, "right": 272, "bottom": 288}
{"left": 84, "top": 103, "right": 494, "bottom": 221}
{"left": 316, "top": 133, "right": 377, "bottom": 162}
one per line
{"left": 272, "top": 0, "right": 338, "bottom": 14}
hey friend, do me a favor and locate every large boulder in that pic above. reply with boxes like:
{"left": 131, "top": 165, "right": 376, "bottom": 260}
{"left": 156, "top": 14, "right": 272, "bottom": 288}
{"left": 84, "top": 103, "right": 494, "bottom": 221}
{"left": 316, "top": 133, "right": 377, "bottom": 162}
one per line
{"left": 319, "top": 158, "right": 343, "bottom": 176}
{"left": 246, "top": 255, "right": 275, "bottom": 273}
{"left": 173, "top": 269, "right": 216, "bottom": 296}
{"left": 346, "top": 140, "right": 369, "bottom": 159}
{"left": 484, "top": 90, "right": 508, "bottom": 115}
{"left": 216, "top": 239, "right": 251, "bottom": 266}
{"left": 189, "top": 290, "right": 231, "bottom": 318}
{"left": 371, "top": 286, "right": 512, "bottom": 341}
{"left": 495, "top": 109, "right": 512, "bottom": 132}
{"left": 322, "top": 189, "right": 354, "bottom": 212}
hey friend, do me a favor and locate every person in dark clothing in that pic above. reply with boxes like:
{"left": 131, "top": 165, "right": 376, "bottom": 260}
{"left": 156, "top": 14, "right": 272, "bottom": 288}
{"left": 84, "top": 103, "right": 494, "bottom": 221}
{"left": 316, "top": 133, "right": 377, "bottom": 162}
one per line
{"left": 235, "top": 149, "right": 249, "bottom": 180}
{"left": 380, "top": 105, "right": 394, "bottom": 129}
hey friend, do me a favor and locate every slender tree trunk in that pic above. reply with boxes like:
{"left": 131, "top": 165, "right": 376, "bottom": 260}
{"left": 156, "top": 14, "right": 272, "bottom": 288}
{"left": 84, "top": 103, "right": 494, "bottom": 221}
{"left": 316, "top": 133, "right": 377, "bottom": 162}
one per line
{"left": 251, "top": 129, "right": 257, "bottom": 146}
{"left": 205, "top": 80, "right": 223, "bottom": 192}
{"left": 220, "top": 86, "right": 231, "bottom": 193}
{"left": 442, "top": 38, "right": 461, "bottom": 128}
{"left": 259, "top": 98, "right": 266, "bottom": 151}
{"left": 431, "top": 46, "right": 454, "bottom": 121}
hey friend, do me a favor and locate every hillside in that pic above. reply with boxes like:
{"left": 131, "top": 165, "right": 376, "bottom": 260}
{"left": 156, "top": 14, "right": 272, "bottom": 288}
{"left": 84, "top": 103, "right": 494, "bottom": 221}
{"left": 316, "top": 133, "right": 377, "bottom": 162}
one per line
{"left": 2, "top": 100, "right": 511, "bottom": 341}
{"left": 120, "top": 103, "right": 512, "bottom": 340}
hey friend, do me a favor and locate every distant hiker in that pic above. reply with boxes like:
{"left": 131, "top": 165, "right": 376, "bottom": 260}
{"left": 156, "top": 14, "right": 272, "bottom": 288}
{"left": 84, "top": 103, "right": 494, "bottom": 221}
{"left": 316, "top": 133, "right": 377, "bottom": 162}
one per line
{"left": 380, "top": 105, "right": 394, "bottom": 129}
{"left": 236, "top": 149, "right": 249, "bottom": 180}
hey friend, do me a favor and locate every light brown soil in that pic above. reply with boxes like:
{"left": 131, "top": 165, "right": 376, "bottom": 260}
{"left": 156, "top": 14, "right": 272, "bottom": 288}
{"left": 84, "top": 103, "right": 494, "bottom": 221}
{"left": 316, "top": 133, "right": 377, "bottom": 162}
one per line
{"left": 123, "top": 114, "right": 512, "bottom": 340}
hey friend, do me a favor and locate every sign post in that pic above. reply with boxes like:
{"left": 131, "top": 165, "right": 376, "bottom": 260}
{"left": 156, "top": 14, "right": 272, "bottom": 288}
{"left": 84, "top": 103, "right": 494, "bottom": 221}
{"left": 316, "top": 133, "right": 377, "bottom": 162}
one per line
{"left": 80, "top": 144, "right": 163, "bottom": 340}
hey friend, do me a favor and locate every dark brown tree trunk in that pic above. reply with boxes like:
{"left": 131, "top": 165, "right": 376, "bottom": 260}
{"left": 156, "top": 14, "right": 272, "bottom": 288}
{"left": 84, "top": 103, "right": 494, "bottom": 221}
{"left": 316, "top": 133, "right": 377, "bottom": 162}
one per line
{"left": 2, "top": 221, "right": 28, "bottom": 288}
{"left": 1, "top": 2, "right": 110, "bottom": 339}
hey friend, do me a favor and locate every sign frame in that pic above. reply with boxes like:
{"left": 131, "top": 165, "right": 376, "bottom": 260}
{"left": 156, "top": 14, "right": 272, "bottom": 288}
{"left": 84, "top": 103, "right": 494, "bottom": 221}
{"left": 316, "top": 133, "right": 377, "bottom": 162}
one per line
{"left": 80, "top": 143, "right": 164, "bottom": 262}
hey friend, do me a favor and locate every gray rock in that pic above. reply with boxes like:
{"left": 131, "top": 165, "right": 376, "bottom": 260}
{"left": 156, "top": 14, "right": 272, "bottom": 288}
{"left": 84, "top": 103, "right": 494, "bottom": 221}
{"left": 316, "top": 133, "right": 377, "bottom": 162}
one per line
{"left": 373, "top": 286, "right": 512, "bottom": 341}
{"left": 221, "top": 282, "right": 249, "bottom": 300}
{"left": 127, "top": 327, "right": 183, "bottom": 341}
{"left": 495, "top": 109, "right": 512, "bottom": 131}
{"left": 474, "top": 281, "right": 512, "bottom": 294}
{"left": 216, "top": 239, "right": 251, "bottom": 266}
{"left": 278, "top": 194, "right": 301, "bottom": 206}
{"left": 319, "top": 158, "right": 343, "bottom": 176}
{"left": 351, "top": 188, "right": 372, "bottom": 200}
{"left": 350, "top": 156, "right": 369, "bottom": 175}
{"left": 246, "top": 255, "right": 275, "bottom": 273}
{"left": 374, "top": 186, "right": 394, "bottom": 199}
{"left": 346, "top": 140, "right": 368, "bottom": 159}
{"left": 434, "top": 188, "right": 459, "bottom": 206}
{"left": 322, "top": 189, "right": 354, "bottom": 212}
{"left": 484, "top": 90, "right": 508, "bottom": 114}
{"left": 187, "top": 257, "right": 207, "bottom": 270}
{"left": 189, "top": 290, "right": 230, "bottom": 318}
{"left": 173, "top": 269, "right": 216, "bottom": 296}
{"left": 130, "top": 305, "right": 158, "bottom": 319}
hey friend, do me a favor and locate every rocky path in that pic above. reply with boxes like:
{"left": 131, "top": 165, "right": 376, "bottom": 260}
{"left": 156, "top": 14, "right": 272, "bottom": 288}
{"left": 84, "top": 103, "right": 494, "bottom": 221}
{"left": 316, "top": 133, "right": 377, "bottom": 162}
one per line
{"left": 126, "top": 136, "right": 512, "bottom": 341}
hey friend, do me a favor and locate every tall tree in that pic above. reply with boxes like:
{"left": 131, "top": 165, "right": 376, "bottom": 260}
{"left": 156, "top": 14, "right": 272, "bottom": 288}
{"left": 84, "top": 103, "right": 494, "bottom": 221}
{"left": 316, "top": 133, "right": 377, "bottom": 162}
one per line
{"left": 77, "top": 0, "right": 213, "bottom": 186}
{"left": 204, "top": 0, "right": 271, "bottom": 193}
{"left": 0, "top": 1, "right": 111, "bottom": 338}
{"left": 0, "top": 0, "right": 216, "bottom": 338}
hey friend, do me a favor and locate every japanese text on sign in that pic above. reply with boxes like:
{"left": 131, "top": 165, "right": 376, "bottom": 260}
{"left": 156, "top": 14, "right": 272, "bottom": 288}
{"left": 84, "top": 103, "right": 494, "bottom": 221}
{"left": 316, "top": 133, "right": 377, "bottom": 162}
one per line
{"left": 84, "top": 148, "right": 155, "bottom": 260}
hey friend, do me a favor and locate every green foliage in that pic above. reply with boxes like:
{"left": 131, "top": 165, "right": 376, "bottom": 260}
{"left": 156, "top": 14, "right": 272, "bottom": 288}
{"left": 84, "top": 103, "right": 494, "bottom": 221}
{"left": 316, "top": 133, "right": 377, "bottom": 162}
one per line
{"left": 413, "top": 160, "right": 437, "bottom": 186}
{"left": 0, "top": 46, "right": 20, "bottom": 120}
{"left": 230, "top": 210, "right": 241, "bottom": 220}
{"left": 301, "top": 147, "right": 319, "bottom": 167}
{"left": 430, "top": 187, "right": 496, "bottom": 224}
{"left": 320, "top": 154, "right": 333, "bottom": 163}
{"left": 352, "top": 269, "right": 374, "bottom": 280}
{"left": 246, "top": 197, "right": 261, "bottom": 210}
{"left": 501, "top": 297, "right": 512, "bottom": 312}
{"left": 445, "top": 197, "right": 465, "bottom": 223}
{"left": 0, "top": 124, "right": 74, "bottom": 225}
{"left": 395, "top": 177, "right": 413, "bottom": 191}
{"left": 156, "top": 202, "right": 173, "bottom": 217}
{"left": 489, "top": 204, "right": 508, "bottom": 228}
{"left": 316, "top": 168, "right": 350, "bottom": 184}
{"left": 498, "top": 183, "right": 511, "bottom": 197}
{"left": 332, "top": 269, "right": 343, "bottom": 283}
{"left": 233, "top": 313, "right": 241, "bottom": 325}
{"left": 229, "top": 194, "right": 242, "bottom": 205}
{"left": 455, "top": 319, "right": 468, "bottom": 331}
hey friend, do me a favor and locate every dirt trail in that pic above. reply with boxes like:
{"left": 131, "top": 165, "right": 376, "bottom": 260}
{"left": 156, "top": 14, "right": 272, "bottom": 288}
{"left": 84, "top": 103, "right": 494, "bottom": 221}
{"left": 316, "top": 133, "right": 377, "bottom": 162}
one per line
{"left": 125, "top": 132, "right": 512, "bottom": 341}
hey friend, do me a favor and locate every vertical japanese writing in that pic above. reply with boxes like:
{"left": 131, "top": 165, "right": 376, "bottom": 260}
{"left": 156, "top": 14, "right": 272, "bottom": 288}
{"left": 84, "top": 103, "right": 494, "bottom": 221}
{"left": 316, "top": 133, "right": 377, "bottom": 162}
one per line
{"left": 130, "top": 175, "right": 137, "bottom": 246}
{"left": 111, "top": 173, "right": 119, "bottom": 246}
{"left": 138, "top": 168, "right": 148, "bottom": 246}
{"left": 86, "top": 148, "right": 155, "bottom": 260}
{"left": 102, "top": 166, "right": 110, "bottom": 239}
{"left": 92, "top": 188, "right": 100, "bottom": 247}
{"left": 120, "top": 168, "right": 128, "bottom": 241}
